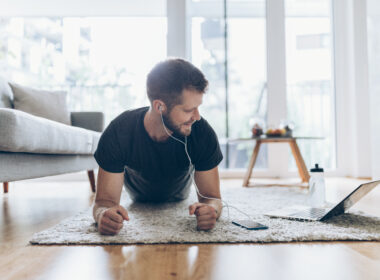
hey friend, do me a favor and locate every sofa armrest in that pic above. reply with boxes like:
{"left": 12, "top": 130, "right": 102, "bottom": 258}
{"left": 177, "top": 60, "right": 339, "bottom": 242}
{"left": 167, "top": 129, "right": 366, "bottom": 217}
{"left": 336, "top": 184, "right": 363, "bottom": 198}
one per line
{"left": 71, "top": 112, "right": 105, "bottom": 132}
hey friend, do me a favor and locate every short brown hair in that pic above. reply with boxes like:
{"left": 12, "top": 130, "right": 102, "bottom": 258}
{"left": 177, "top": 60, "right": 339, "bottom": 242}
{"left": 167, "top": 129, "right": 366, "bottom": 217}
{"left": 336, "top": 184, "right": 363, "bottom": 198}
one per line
{"left": 147, "top": 58, "right": 208, "bottom": 110}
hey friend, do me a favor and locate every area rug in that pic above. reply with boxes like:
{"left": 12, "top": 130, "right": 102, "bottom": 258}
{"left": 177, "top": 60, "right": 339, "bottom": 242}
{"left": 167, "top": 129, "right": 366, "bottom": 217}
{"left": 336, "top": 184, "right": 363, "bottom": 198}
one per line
{"left": 30, "top": 186, "right": 380, "bottom": 245}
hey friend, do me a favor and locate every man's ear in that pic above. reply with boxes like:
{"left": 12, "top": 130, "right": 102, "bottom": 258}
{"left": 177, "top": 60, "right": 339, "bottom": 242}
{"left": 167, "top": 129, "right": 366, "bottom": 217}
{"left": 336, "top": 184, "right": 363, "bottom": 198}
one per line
{"left": 153, "top": 100, "right": 165, "bottom": 113}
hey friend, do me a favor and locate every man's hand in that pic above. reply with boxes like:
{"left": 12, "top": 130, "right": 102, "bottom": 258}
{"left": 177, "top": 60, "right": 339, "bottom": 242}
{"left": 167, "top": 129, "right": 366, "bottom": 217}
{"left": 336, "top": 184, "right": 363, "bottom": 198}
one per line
{"left": 96, "top": 205, "right": 129, "bottom": 235}
{"left": 189, "top": 202, "right": 218, "bottom": 231}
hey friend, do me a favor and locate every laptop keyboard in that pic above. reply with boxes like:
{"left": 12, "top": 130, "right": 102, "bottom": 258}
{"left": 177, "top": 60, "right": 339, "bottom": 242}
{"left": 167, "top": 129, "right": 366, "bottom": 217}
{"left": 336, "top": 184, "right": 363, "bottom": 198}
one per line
{"left": 290, "top": 208, "right": 328, "bottom": 219}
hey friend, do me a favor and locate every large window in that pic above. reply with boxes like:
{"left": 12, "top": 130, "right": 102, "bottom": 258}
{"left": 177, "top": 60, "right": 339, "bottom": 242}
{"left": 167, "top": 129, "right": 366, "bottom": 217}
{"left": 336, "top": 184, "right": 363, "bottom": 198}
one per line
{"left": 188, "top": 0, "right": 335, "bottom": 172}
{"left": 188, "top": 0, "right": 267, "bottom": 169}
{"left": 285, "top": 0, "right": 336, "bottom": 170}
{"left": 0, "top": 17, "right": 167, "bottom": 124}
{"left": 0, "top": 0, "right": 337, "bottom": 173}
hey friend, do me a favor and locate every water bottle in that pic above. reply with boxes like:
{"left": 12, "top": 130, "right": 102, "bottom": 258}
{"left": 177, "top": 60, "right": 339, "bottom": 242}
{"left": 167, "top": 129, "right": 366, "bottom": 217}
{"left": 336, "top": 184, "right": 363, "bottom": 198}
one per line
{"left": 309, "top": 163, "right": 325, "bottom": 207}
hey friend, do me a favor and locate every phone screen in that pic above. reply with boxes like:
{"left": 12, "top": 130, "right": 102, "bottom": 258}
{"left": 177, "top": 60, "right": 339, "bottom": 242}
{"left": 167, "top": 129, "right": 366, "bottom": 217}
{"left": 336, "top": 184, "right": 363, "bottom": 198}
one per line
{"left": 232, "top": 219, "right": 268, "bottom": 230}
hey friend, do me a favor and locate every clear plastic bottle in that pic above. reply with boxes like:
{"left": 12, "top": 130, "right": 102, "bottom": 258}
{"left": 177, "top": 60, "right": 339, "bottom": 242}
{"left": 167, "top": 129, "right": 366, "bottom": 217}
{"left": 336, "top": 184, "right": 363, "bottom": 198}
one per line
{"left": 309, "top": 163, "right": 326, "bottom": 207}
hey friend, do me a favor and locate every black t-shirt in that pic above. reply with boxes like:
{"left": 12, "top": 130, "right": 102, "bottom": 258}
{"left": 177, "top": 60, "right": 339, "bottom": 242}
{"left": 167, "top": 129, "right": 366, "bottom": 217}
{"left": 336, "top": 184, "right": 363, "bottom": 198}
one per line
{"left": 94, "top": 106, "right": 223, "bottom": 202}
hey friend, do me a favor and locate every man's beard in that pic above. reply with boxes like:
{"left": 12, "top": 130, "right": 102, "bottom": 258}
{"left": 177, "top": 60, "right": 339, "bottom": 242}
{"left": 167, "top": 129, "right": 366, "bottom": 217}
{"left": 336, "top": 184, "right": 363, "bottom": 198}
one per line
{"left": 162, "top": 113, "right": 192, "bottom": 137}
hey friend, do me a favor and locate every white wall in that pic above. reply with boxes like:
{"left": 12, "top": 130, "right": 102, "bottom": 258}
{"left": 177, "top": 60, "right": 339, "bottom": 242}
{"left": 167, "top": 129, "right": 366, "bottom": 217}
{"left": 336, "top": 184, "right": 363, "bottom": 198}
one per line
{"left": 334, "top": 0, "right": 372, "bottom": 178}
{"left": 367, "top": 0, "right": 380, "bottom": 180}
{"left": 352, "top": 0, "right": 372, "bottom": 178}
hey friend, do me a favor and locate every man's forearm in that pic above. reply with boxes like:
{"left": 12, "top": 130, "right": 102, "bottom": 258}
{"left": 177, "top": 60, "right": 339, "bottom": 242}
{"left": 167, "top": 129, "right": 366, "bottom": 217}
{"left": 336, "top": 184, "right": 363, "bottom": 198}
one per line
{"left": 93, "top": 168, "right": 125, "bottom": 222}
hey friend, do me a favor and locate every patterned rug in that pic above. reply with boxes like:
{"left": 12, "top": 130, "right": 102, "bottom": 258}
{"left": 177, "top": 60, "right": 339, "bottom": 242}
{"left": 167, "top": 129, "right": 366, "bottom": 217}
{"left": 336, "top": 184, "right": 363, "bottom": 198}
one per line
{"left": 30, "top": 186, "right": 380, "bottom": 245}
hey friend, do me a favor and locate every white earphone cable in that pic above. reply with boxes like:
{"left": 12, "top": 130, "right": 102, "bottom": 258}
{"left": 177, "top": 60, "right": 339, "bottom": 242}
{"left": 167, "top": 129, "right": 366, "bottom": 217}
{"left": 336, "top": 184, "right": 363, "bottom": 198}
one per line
{"left": 159, "top": 108, "right": 252, "bottom": 221}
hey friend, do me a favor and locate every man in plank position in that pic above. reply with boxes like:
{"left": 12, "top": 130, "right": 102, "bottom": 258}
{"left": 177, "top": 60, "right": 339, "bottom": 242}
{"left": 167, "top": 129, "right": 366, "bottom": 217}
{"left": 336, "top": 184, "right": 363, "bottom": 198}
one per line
{"left": 93, "top": 58, "right": 223, "bottom": 235}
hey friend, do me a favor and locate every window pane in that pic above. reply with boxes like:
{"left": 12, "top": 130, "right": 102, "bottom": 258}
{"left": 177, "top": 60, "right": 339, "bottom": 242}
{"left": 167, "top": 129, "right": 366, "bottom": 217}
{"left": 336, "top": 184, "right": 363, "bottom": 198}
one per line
{"left": 0, "top": 17, "right": 167, "bottom": 125}
{"left": 227, "top": 14, "right": 267, "bottom": 169}
{"left": 190, "top": 13, "right": 228, "bottom": 168}
{"left": 285, "top": 0, "right": 336, "bottom": 170}
{"left": 189, "top": 0, "right": 267, "bottom": 169}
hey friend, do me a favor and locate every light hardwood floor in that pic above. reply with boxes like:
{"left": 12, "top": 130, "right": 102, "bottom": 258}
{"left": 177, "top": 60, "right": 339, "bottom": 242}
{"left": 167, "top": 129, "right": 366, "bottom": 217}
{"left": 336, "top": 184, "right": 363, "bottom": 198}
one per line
{"left": 1, "top": 177, "right": 380, "bottom": 280}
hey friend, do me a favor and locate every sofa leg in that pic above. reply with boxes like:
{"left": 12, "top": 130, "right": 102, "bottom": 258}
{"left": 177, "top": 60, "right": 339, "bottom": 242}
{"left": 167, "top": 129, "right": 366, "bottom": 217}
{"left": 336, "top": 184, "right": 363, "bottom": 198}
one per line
{"left": 87, "top": 170, "right": 96, "bottom": 193}
{"left": 3, "top": 182, "right": 9, "bottom": 193}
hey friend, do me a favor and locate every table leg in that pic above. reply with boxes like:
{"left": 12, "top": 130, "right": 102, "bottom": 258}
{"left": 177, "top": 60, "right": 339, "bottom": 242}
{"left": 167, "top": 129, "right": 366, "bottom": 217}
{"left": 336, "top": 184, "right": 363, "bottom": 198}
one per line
{"left": 3, "top": 182, "right": 9, "bottom": 193}
{"left": 87, "top": 170, "right": 96, "bottom": 193}
{"left": 289, "top": 140, "right": 310, "bottom": 183}
{"left": 243, "top": 140, "right": 261, "bottom": 187}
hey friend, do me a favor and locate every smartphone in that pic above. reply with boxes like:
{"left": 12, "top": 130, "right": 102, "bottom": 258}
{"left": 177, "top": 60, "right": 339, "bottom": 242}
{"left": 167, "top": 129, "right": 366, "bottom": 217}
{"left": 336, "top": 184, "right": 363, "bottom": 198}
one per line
{"left": 232, "top": 219, "right": 268, "bottom": 230}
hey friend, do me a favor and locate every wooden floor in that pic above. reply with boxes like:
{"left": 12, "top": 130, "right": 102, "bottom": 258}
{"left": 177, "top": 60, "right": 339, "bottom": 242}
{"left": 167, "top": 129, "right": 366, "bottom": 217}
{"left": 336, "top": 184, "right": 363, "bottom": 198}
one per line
{"left": 1, "top": 176, "right": 380, "bottom": 280}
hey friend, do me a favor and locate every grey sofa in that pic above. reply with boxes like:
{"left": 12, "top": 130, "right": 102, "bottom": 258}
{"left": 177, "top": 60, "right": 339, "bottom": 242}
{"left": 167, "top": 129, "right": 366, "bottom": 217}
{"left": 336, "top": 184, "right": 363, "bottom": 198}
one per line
{"left": 0, "top": 79, "right": 104, "bottom": 193}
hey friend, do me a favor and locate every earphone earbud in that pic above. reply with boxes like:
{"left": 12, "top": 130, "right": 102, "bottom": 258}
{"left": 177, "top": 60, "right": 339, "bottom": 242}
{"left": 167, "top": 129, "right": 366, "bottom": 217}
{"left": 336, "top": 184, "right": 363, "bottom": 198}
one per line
{"left": 159, "top": 105, "right": 163, "bottom": 112}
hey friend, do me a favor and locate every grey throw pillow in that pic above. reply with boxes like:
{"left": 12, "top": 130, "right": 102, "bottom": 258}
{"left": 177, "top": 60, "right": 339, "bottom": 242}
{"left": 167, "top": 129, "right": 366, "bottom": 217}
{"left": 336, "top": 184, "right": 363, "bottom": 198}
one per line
{"left": 0, "top": 77, "right": 13, "bottom": 108}
{"left": 10, "top": 83, "right": 71, "bottom": 125}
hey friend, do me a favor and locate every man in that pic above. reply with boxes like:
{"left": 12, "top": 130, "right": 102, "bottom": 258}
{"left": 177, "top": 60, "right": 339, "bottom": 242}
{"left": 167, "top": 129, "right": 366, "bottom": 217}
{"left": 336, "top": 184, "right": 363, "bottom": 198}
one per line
{"left": 93, "top": 58, "right": 223, "bottom": 235}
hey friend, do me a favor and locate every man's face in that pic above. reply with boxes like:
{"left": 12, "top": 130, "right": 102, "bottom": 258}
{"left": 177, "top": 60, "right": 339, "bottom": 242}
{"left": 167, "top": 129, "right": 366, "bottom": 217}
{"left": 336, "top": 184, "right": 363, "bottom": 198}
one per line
{"left": 162, "top": 89, "right": 203, "bottom": 137}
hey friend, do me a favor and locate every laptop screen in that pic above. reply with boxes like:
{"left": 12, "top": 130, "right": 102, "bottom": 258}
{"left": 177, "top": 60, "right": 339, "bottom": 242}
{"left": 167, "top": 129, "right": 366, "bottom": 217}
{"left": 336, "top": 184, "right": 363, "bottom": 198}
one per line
{"left": 342, "top": 180, "right": 380, "bottom": 210}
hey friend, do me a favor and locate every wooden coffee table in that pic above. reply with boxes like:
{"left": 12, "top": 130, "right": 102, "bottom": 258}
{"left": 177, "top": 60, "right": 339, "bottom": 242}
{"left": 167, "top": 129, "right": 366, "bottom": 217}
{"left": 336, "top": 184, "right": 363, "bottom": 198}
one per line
{"left": 228, "top": 136, "right": 323, "bottom": 187}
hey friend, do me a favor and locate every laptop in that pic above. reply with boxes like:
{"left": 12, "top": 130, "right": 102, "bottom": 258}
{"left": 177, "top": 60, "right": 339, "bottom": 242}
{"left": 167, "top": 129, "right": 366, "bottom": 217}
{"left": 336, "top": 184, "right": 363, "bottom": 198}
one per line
{"left": 265, "top": 180, "right": 380, "bottom": 221}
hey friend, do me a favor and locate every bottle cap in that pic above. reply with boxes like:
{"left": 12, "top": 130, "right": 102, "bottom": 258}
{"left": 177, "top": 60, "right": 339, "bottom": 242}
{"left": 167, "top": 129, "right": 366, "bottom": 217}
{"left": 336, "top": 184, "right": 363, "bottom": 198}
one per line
{"left": 310, "top": 163, "right": 324, "bottom": 172}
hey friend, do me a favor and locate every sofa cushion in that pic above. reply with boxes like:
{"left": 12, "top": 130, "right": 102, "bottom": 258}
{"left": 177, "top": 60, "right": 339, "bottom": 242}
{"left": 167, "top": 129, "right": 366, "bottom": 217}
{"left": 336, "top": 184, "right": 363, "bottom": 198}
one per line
{"left": 71, "top": 112, "right": 104, "bottom": 132}
{"left": 0, "top": 108, "right": 100, "bottom": 155}
{"left": 0, "top": 77, "right": 13, "bottom": 108}
{"left": 10, "top": 83, "right": 71, "bottom": 125}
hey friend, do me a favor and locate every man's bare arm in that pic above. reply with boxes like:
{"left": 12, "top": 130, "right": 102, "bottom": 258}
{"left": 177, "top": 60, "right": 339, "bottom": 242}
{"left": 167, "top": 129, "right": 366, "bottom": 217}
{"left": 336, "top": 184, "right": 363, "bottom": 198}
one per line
{"left": 189, "top": 166, "right": 223, "bottom": 230}
{"left": 93, "top": 167, "right": 124, "bottom": 211}
{"left": 93, "top": 167, "right": 129, "bottom": 235}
